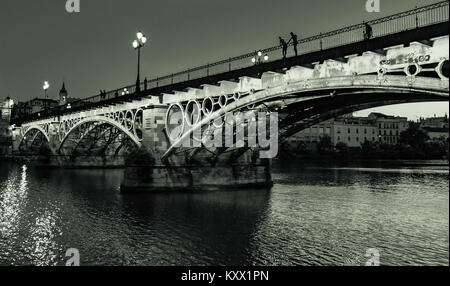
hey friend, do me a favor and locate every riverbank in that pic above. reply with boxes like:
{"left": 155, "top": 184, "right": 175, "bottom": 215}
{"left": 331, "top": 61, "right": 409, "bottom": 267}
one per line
{"left": 274, "top": 156, "right": 450, "bottom": 169}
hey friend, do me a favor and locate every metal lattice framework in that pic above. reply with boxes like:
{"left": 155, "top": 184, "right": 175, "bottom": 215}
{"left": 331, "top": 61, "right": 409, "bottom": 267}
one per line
{"left": 57, "top": 114, "right": 142, "bottom": 155}
{"left": 18, "top": 126, "right": 50, "bottom": 154}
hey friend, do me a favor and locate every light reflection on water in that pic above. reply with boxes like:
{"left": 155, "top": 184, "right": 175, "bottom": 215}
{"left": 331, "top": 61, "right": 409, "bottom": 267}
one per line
{"left": 0, "top": 160, "right": 448, "bottom": 266}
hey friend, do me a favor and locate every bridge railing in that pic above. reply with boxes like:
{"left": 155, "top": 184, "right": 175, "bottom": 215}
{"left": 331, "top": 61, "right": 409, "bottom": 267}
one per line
{"left": 16, "top": 1, "right": 449, "bottom": 123}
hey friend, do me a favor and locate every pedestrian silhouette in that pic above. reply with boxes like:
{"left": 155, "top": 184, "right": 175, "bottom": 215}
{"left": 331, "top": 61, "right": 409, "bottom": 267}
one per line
{"left": 144, "top": 77, "right": 148, "bottom": 90}
{"left": 364, "top": 22, "right": 373, "bottom": 40}
{"left": 290, "top": 32, "right": 299, "bottom": 56}
{"left": 279, "top": 37, "right": 288, "bottom": 59}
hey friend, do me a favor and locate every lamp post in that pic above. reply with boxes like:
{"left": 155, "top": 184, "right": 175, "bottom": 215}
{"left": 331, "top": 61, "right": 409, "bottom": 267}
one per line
{"left": 43, "top": 81, "right": 50, "bottom": 98}
{"left": 132, "top": 31, "right": 148, "bottom": 93}
{"left": 251, "top": 50, "right": 269, "bottom": 65}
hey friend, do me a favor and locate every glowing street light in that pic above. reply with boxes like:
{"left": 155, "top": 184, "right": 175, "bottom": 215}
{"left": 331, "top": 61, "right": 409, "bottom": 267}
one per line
{"left": 132, "top": 30, "right": 148, "bottom": 93}
{"left": 121, "top": 88, "right": 130, "bottom": 96}
{"left": 251, "top": 51, "right": 269, "bottom": 65}
{"left": 43, "top": 81, "right": 50, "bottom": 98}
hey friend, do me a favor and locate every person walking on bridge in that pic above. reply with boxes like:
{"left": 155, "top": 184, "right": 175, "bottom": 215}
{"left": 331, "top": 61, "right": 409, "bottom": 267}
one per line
{"left": 290, "top": 32, "right": 299, "bottom": 56}
{"left": 279, "top": 37, "right": 288, "bottom": 59}
{"left": 364, "top": 22, "right": 373, "bottom": 40}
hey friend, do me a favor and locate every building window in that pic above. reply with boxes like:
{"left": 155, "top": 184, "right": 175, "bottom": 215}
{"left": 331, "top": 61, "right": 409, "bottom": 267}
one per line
{"left": 348, "top": 128, "right": 351, "bottom": 134}
{"left": 348, "top": 137, "right": 351, "bottom": 142}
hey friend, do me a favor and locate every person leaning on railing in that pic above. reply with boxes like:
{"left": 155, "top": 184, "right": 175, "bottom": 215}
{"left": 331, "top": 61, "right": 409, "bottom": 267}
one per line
{"left": 363, "top": 22, "right": 373, "bottom": 40}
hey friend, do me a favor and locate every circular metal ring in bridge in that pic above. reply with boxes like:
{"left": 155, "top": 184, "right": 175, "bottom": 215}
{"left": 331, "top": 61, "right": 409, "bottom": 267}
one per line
{"left": 185, "top": 100, "right": 201, "bottom": 126}
{"left": 133, "top": 109, "right": 144, "bottom": 141}
{"left": 378, "top": 67, "right": 387, "bottom": 76}
{"left": 233, "top": 92, "right": 241, "bottom": 101}
{"left": 437, "top": 59, "right": 449, "bottom": 80}
{"left": 166, "top": 103, "right": 185, "bottom": 142}
{"left": 118, "top": 111, "right": 125, "bottom": 125}
{"left": 202, "top": 97, "right": 215, "bottom": 116}
{"left": 125, "top": 110, "right": 134, "bottom": 131}
{"left": 218, "top": 95, "right": 228, "bottom": 108}
{"left": 405, "top": 63, "right": 421, "bottom": 77}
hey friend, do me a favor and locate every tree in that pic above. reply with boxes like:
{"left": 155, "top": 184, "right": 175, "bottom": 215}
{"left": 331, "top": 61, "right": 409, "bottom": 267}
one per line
{"left": 317, "top": 135, "right": 333, "bottom": 154}
{"left": 399, "top": 123, "right": 429, "bottom": 150}
{"left": 296, "top": 141, "right": 308, "bottom": 154}
{"left": 335, "top": 142, "right": 349, "bottom": 154}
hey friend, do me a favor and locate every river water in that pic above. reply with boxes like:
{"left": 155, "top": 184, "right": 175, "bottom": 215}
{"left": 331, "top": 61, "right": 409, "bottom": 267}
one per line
{"left": 0, "top": 160, "right": 448, "bottom": 266}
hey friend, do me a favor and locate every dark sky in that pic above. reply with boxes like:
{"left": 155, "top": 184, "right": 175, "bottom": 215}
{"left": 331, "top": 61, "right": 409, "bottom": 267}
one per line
{"left": 0, "top": 0, "right": 447, "bottom": 118}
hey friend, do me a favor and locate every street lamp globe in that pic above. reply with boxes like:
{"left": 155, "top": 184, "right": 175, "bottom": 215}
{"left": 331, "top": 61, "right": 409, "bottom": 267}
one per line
{"left": 251, "top": 57, "right": 256, "bottom": 64}
{"left": 141, "top": 36, "right": 147, "bottom": 44}
{"left": 137, "top": 31, "right": 143, "bottom": 40}
{"left": 133, "top": 40, "right": 139, "bottom": 49}
{"left": 264, "top": 54, "right": 269, "bottom": 61}
{"left": 257, "top": 51, "right": 262, "bottom": 57}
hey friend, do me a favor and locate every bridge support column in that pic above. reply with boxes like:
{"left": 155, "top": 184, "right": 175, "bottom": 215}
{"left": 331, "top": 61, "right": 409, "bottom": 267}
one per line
{"left": 48, "top": 122, "right": 60, "bottom": 154}
{"left": 122, "top": 106, "right": 273, "bottom": 192}
{"left": 121, "top": 162, "right": 272, "bottom": 193}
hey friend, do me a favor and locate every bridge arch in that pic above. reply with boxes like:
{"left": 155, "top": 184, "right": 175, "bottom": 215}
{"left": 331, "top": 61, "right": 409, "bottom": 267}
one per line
{"left": 21, "top": 125, "right": 50, "bottom": 143}
{"left": 162, "top": 74, "right": 449, "bottom": 161}
{"left": 57, "top": 116, "right": 142, "bottom": 156}
{"left": 18, "top": 125, "right": 51, "bottom": 154}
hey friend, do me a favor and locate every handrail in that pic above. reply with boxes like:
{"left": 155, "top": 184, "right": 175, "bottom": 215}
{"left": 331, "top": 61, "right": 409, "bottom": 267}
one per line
{"left": 14, "top": 0, "right": 450, "bottom": 123}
